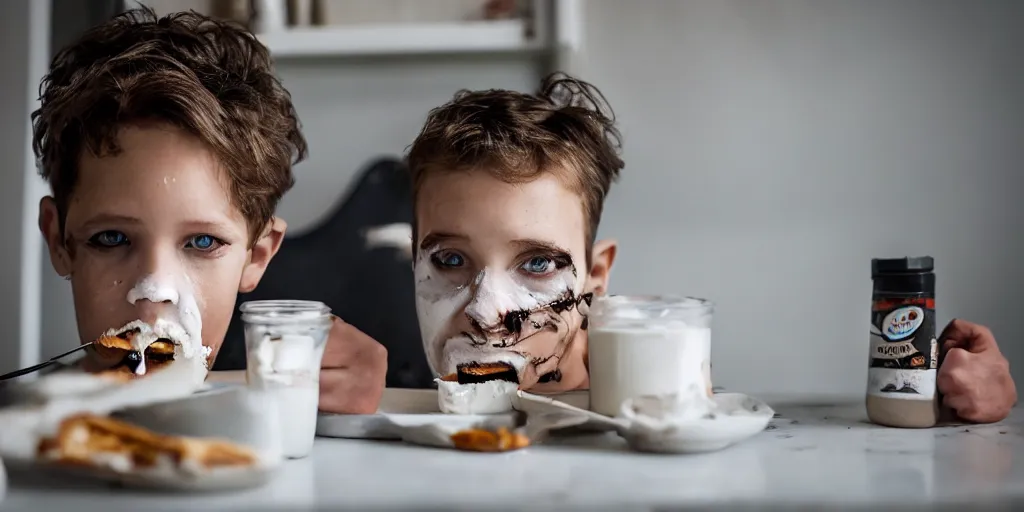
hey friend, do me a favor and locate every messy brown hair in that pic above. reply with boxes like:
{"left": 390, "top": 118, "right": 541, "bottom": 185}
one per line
{"left": 32, "top": 7, "right": 307, "bottom": 243}
{"left": 406, "top": 73, "right": 624, "bottom": 256}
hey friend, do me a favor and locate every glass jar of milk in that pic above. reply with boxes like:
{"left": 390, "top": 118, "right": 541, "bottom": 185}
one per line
{"left": 587, "top": 295, "right": 714, "bottom": 417}
{"left": 241, "top": 300, "right": 332, "bottom": 459}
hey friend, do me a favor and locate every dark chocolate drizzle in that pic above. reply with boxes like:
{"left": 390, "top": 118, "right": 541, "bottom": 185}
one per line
{"left": 502, "top": 309, "right": 530, "bottom": 335}
{"left": 500, "top": 291, "right": 594, "bottom": 337}
{"left": 119, "top": 342, "right": 174, "bottom": 374}
{"left": 123, "top": 350, "right": 143, "bottom": 373}
{"left": 465, "top": 285, "right": 595, "bottom": 387}
{"left": 538, "top": 369, "right": 562, "bottom": 383}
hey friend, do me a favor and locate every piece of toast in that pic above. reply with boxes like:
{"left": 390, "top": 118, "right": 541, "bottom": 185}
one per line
{"left": 88, "top": 332, "right": 176, "bottom": 380}
{"left": 37, "top": 414, "right": 257, "bottom": 472}
{"left": 455, "top": 362, "right": 518, "bottom": 385}
{"left": 450, "top": 427, "right": 529, "bottom": 452}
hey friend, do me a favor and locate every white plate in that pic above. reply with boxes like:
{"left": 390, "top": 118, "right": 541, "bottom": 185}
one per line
{"left": 5, "top": 383, "right": 282, "bottom": 492}
{"left": 385, "top": 413, "right": 521, "bottom": 449}
{"left": 35, "top": 460, "right": 277, "bottom": 492}
{"left": 316, "top": 388, "right": 588, "bottom": 439}
{"left": 515, "top": 391, "right": 774, "bottom": 454}
{"left": 621, "top": 393, "right": 775, "bottom": 454}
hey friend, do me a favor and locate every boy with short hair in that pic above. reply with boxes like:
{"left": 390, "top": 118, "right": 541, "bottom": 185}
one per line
{"left": 406, "top": 74, "right": 622, "bottom": 394}
{"left": 32, "top": 8, "right": 385, "bottom": 414}
{"left": 405, "top": 74, "right": 1016, "bottom": 422}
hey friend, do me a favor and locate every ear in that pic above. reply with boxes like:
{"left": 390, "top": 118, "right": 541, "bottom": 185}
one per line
{"left": 239, "top": 217, "right": 286, "bottom": 293}
{"left": 39, "top": 196, "right": 71, "bottom": 276}
{"left": 585, "top": 239, "right": 617, "bottom": 296}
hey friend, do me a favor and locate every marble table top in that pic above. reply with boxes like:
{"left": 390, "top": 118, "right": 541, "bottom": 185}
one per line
{"left": 3, "top": 396, "right": 1024, "bottom": 511}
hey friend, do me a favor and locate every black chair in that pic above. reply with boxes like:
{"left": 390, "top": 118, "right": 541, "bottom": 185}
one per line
{"left": 214, "top": 158, "right": 434, "bottom": 389}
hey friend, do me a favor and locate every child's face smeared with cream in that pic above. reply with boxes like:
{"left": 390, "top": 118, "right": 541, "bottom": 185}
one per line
{"left": 39, "top": 124, "right": 283, "bottom": 364}
{"left": 414, "top": 170, "right": 610, "bottom": 393}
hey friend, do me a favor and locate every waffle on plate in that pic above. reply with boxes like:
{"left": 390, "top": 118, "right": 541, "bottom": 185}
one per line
{"left": 37, "top": 414, "right": 257, "bottom": 474}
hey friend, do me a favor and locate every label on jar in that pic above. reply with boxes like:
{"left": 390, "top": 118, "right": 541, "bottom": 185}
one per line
{"left": 867, "top": 297, "right": 937, "bottom": 400}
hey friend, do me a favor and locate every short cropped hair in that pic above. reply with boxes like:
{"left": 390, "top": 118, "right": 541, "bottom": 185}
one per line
{"left": 32, "top": 7, "right": 307, "bottom": 242}
{"left": 406, "top": 73, "right": 624, "bottom": 251}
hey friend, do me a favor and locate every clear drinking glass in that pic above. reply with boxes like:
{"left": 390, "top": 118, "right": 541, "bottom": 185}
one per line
{"left": 586, "top": 295, "right": 715, "bottom": 417}
{"left": 240, "top": 300, "right": 332, "bottom": 459}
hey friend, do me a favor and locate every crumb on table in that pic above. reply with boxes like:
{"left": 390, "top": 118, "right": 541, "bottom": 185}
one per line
{"left": 450, "top": 427, "right": 530, "bottom": 452}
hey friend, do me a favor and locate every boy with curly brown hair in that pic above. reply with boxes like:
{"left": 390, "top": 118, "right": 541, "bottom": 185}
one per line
{"left": 32, "top": 7, "right": 385, "bottom": 414}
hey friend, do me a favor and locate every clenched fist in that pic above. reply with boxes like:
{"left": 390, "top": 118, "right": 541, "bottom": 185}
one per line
{"left": 937, "top": 319, "right": 1016, "bottom": 423}
{"left": 318, "top": 317, "right": 387, "bottom": 414}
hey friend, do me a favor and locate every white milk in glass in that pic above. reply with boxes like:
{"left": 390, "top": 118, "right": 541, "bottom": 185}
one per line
{"left": 241, "top": 300, "right": 332, "bottom": 459}
{"left": 587, "top": 296, "right": 714, "bottom": 417}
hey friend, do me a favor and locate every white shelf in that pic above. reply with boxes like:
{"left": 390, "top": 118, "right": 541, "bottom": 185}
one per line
{"left": 257, "top": 19, "right": 545, "bottom": 59}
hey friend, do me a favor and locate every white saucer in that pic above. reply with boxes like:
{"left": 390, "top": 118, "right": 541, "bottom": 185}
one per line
{"left": 514, "top": 391, "right": 774, "bottom": 454}
{"left": 620, "top": 393, "right": 774, "bottom": 454}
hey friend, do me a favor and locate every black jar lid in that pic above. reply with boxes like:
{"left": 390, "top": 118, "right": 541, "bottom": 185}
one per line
{"left": 872, "top": 256, "right": 934, "bottom": 277}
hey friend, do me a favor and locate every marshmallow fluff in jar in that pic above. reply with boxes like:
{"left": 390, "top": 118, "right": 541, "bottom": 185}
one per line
{"left": 241, "top": 300, "right": 332, "bottom": 459}
{"left": 587, "top": 295, "right": 714, "bottom": 417}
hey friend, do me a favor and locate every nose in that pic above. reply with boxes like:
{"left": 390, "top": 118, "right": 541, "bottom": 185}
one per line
{"left": 464, "top": 270, "right": 518, "bottom": 331}
{"left": 134, "top": 298, "right": 177, "bottom": 326}
{"left": 125, "top": 244, "right": 182, "bottom": 323}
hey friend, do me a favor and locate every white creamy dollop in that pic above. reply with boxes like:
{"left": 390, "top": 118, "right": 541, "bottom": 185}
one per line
{"left": 619, "top": 384, "right": 718, "bottom": 427}
{"left": 101, "top": 319, "right": 210, "bottom": 374}
{"left": 124, "top": 274, "right": 207, "bottom": 363}
{"left": 435, "top": 378, "right": 518, "bottom": 415}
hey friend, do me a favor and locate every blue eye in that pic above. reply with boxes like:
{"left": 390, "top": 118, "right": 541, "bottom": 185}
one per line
{"left": 521, "top": 256, "right": 553, "bottom": 275}
{"left": 88, "top": 230, "right": 129, "bottom": 248}
{"left": 430, "top": 250, "right": 465, "bottom": 269}
{"left": 187, "top": 234, "right": 221, "bottom": 252}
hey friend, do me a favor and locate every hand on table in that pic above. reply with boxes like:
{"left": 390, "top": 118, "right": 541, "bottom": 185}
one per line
{"left": 318, "top": 317, "right": 387, "bottom": 414}
{"left": 937, "top": 319, "right": 1016, "bottom": 423}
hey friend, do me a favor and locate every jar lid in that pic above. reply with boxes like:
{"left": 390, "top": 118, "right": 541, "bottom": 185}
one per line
{"left": 239, "top": 300, "right": 332, "bottom": 324}
{"left": 589, "top": 295, "right": 713, "bottom": 330}
{"left": 872, "top": 256, "right": 934, "bottom": 276}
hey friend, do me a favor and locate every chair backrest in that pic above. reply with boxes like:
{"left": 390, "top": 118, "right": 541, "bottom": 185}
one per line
{"left": 214, "top": 158, "right": 434, "bottom": 389}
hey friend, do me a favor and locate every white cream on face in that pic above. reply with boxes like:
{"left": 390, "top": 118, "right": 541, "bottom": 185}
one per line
{"left": 413, "top": 246, "right": 581, "bottom": 377}
{"left": 124, "top": 273, "right": 208, "bottom": 364}
{"left": 414, "top": 251, "right": 472, "bottom": 374}
{"left": 463, "top": 268, "right": 575, "bottom": 332}
{"left": 126, "top": 275, "right": 179, "bottom": 305}
{"left": 102, "top": 319, "right": 191, "bottom": 375}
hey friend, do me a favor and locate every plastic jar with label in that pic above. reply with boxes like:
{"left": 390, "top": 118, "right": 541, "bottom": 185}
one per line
{"left": 866, "top": 257, "right": 939, "bottom": 428}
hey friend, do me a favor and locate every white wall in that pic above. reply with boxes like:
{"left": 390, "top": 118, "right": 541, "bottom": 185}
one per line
{"left": 36, "top": 1, "right": 1024, "bottom": 399}
{"left": 578, "top": 0, "right": 1024, "bottom": 397}
{"left": 274, "top": 55, "right": 544, "bottom": 234}
{"left": 0, "top": 0, "right": 49, "bottom": 374}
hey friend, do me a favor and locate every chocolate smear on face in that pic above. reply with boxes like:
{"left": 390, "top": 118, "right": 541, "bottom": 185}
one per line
{"left": 502, "top": 309, "right": 530, "bottom": 335}
{"left": 499, "top": 291, "right": 593, "bottom": 338}
{"left": 472, "top": 290, "right": 595, "bottom": 387}
{"left": 538, "top": 368, "right": 562, "bottom": 383}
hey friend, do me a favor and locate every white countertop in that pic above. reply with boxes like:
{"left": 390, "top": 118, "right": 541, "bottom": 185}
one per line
{"left": 3, "top": 397, "right": 1024, "bottom": 510}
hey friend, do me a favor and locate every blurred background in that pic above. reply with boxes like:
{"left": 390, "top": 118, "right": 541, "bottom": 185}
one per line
{"left": 2, "top": 0, "right": 1022, "bottom": 398}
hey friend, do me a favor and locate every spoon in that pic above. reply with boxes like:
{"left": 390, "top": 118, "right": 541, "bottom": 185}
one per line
{"left": 0, "top": 343, "right": 94, "bottom": 381}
